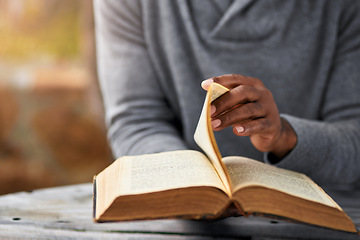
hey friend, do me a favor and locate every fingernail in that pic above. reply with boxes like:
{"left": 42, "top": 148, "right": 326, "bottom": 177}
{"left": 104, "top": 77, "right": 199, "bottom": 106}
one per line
{"left": 210, "top": 105, "right": 216, "bottom": 116}
{"left": 236, "top": 126, "right": 245, "bottom": 133}
{"left": 201, "top": 78, "right": 214, "bottom": 90}
{"left": 211, "top": 119, "right": 221, "bottom": 129}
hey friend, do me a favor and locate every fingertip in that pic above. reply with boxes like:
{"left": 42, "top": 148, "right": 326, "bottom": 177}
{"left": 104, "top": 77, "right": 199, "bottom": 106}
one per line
{"left": 211, "top": 119, "right": 221, "bottom": 130}
{"left": 233, "top": 125, "right": 245, "bottom": 136}
{"left": 201, "top": 78, "right": 213, "bottom": 90}
{"left": 236, "top": 126, "right": 245, "bottom": 133}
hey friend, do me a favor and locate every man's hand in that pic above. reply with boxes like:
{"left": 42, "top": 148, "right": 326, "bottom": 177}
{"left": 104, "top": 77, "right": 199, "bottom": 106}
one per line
{"left": 201, "top": 74, "right": 297, "bottom": 159}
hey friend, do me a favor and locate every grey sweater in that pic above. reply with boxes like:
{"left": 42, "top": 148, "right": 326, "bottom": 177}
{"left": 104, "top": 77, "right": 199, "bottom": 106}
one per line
{"left": 94, "top": 0, "right": 360, "bottom": 184}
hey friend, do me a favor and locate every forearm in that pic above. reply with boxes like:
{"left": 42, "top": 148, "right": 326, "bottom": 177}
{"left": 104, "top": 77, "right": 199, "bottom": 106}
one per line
{"left": 94, "top": 0, "right": 188, "bottom": 158}
{"left": 106, "top": 100, "right": 188, "bottom": 157}
{"left": 109, "top": 122, "right": 188, "bottom": 158}
{"left": 98, "top": 46, "right": 189, "bottom": 157}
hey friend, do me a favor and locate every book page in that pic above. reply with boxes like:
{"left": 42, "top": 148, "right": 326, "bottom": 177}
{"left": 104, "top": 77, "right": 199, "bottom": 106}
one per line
{"left": 118, "top": 150, "right": 226, "bottom": 195}
{"left": 194, "top": 83, "right": 232, "bottom": 195}
{"left": 223, "top": 156, "right": 338, "bottom": 208}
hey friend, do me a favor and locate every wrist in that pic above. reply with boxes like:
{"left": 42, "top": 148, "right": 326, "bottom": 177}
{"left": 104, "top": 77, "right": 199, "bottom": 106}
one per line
{"left": 271, "top": 118, "right": 297, "bottom": 159}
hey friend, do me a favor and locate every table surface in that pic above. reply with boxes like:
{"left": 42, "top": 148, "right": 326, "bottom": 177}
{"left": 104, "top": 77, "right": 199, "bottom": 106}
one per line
{"left": 0, "top": 183, "right": 359, "bottom": 240}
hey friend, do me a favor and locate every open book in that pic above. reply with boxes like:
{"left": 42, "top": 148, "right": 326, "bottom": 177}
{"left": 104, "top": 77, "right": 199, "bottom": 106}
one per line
{"left": 93, "top": 83, "right": 358, "bottom": 233}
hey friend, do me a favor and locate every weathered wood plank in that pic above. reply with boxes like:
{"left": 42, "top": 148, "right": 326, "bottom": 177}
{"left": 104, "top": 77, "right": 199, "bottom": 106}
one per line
{"left": 0, "top": 183, "right": 359, "bottom": 240}
{"left": 0, "top": 224, "right": 246, "bottom": 240}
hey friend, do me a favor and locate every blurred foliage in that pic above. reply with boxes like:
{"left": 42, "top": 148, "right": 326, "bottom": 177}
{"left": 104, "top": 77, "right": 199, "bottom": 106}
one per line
{"left": 0, "top": 0, "right": 81, "bottom": 61}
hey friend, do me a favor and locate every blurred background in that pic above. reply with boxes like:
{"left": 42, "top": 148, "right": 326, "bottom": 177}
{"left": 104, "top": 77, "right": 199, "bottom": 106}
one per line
{"left": 0, "top": 0, "right": 111, "bottom": 195}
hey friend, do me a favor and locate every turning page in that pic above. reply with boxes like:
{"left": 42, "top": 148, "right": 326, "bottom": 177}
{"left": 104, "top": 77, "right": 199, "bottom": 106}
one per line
{"left": 194, "top": 83, "right": 232, "bottom": 195}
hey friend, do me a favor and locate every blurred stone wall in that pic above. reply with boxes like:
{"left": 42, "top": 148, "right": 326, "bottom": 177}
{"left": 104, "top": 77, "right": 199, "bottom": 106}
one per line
{"left": 0, "top": 0, "right": 112, "bottom": 195}
{"left": 0, "top": 65, "right": 111, "bottom": 195}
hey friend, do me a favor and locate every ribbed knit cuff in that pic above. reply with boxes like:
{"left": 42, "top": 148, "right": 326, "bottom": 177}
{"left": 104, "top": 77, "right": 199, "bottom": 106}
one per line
{"left": 264, "top": 114, "right": 329, "bottom": 181}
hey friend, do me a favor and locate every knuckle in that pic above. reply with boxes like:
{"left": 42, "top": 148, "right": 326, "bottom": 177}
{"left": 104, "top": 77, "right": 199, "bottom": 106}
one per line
{"left": 233, "top": 85, "right": 245, "bottom": 95}
{"left": 216, "top": 98, "right": 225, "bottom": 108}
{"left": 253, "top": 77, "right": 264, "bottom": 85}
{"left": 229, "top": 73, "right": 238, "bottom": 80}
{"left": 246, "top": 104, "right": 255, "bottom": 115}
{"left": 258, "top": 118, "right": 271, "bottom": 130}
{"left": 212, "top": 76, "right": 220, "bottom": 83}
{"left": 263, "top": 88, "right": 272, "bottom": 97}
{"left": 258, "top": 88, "right": 273, "bottom": 102}
{"left": 246, "top": 103, "right": 260, "bottom": 116}
{"left": 223, "top": 114, "right": 232, "bottom": 124}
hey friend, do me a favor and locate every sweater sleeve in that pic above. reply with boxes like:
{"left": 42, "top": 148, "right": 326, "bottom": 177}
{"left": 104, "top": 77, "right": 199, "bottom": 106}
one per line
{"left": 93, "top": 0, "right": 188, "bottom": 158}
{"left": 266, "top": 2, "right": 360, "bottom": 184}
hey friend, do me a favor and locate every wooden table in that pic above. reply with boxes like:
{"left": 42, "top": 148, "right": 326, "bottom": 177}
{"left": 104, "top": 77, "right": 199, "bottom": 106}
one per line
{"left": 0, "top": 183, "right": 359, "bottom": 240}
